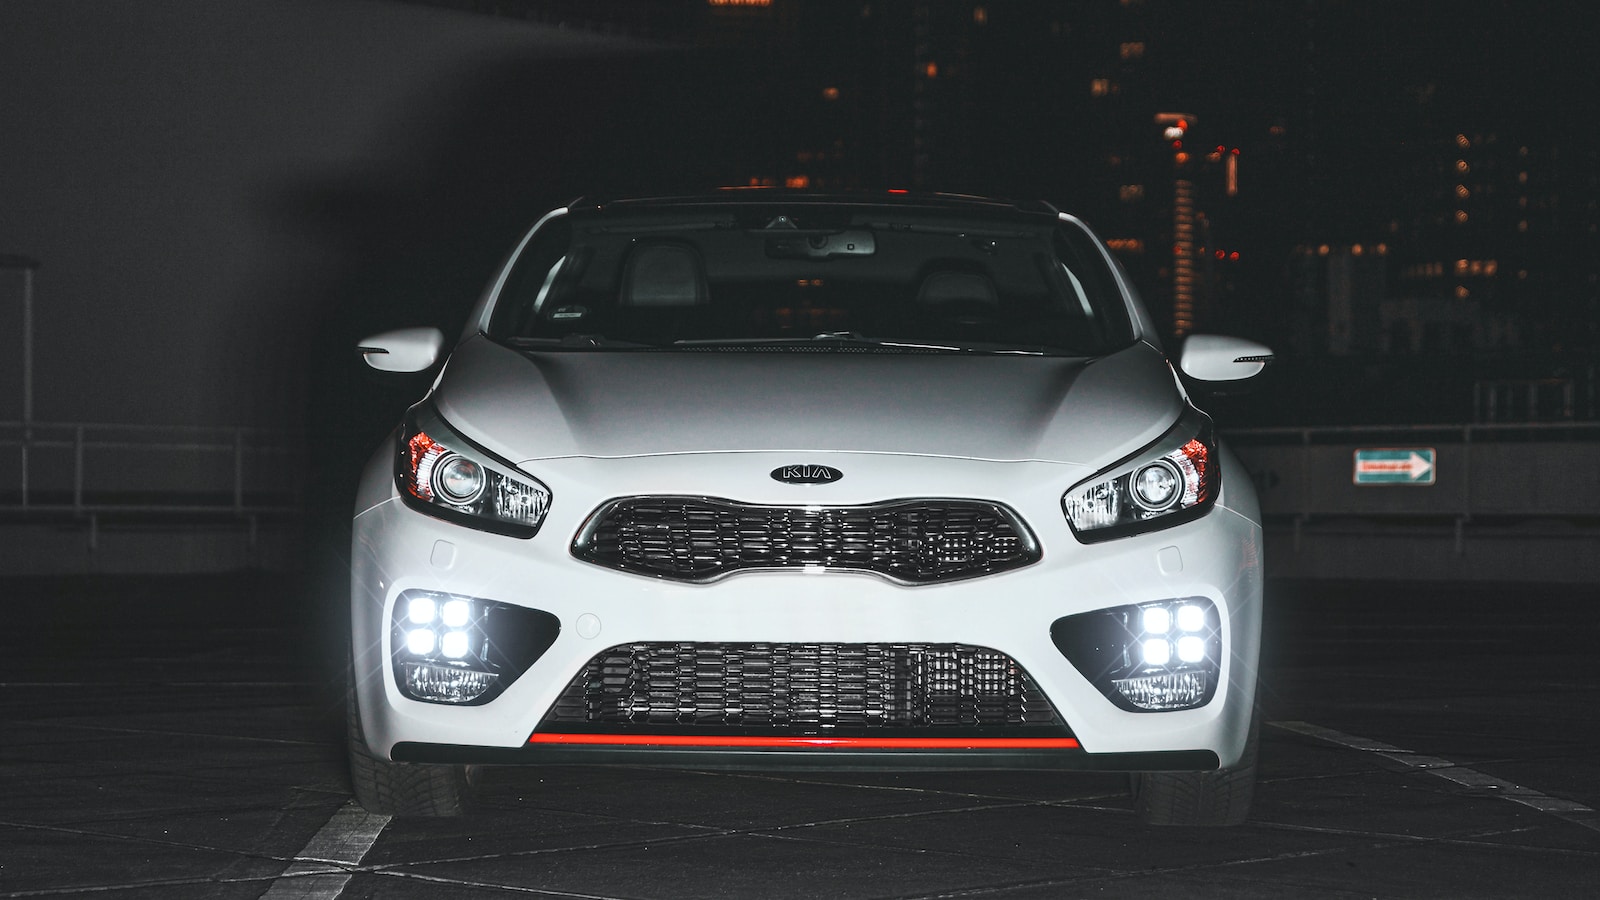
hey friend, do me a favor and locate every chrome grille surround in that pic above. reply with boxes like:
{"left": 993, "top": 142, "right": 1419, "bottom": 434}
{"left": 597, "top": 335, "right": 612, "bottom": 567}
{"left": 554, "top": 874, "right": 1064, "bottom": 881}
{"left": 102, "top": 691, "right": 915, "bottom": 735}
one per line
{"left": 541, "top": 642, "right": 1068, "bottom": 735}
{"left": 571, "top": 496, "right": 1040, "bottom": 584}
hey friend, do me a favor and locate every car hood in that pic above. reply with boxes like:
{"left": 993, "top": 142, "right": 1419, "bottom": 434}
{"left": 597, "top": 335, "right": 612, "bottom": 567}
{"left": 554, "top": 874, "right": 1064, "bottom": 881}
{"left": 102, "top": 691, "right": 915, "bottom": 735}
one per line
{"left": 433, "top": 337, "right": 1183, "bottom": 466}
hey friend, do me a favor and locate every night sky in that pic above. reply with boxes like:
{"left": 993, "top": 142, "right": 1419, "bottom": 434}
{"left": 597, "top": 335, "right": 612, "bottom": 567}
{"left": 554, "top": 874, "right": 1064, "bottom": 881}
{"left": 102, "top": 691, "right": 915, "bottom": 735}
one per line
{"left": 1, "top": 0, "right": 1595, "bottom": 437}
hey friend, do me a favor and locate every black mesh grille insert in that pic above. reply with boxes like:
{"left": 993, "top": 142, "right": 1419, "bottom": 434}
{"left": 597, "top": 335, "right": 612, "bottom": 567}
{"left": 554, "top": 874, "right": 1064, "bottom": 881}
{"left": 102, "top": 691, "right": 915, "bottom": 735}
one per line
{"left": 541, "top": 643, "right": 1068, "bottom": 736}
{"left": 572, "top": 497, "right": 1039, "bottom": 583}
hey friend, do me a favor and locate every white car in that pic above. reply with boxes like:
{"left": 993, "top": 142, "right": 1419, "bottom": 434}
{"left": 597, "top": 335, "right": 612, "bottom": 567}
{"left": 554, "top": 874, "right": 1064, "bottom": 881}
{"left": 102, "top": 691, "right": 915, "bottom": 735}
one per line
{"left": 348, "top": 192, "right": 1271, "bottom": 825}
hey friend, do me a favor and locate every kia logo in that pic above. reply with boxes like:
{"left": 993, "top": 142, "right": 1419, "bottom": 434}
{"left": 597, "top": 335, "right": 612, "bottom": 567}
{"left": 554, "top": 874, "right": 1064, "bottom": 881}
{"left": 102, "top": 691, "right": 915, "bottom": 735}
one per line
{"left": 771, "top": 465, "right": 843, "bottom": 485}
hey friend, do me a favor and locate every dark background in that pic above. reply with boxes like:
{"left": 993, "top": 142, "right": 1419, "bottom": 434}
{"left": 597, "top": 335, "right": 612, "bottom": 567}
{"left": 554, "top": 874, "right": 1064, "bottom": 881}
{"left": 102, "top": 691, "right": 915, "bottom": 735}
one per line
{"left": 2, "top": 0, "right": 1596, "bottom": 536}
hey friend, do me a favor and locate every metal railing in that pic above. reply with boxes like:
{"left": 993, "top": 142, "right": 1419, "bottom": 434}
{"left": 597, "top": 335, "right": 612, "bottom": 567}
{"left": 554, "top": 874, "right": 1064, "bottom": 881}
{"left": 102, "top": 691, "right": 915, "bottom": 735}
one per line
{"left": 1, "top": 420, "right": 303, "bottom": 520}
{"left": 1224, "top": 421, "right": 1600, "bottom": 553}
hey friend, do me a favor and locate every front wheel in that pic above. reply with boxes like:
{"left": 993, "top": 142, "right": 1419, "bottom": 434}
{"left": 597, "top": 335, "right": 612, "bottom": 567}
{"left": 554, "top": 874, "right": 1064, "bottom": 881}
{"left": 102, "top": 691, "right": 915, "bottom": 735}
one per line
{"left": 347, "top": 670, "right": 473, "bottom": 816}
{"left": 1130, "top": 710, "right": 1258, "bottom": 826}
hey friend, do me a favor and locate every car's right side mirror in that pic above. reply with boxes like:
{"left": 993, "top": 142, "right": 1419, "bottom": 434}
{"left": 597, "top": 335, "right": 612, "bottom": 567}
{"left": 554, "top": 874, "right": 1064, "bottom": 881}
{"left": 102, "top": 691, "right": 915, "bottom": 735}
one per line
{"left": 1177, "top": 334, "right": 1274, "bottom": 393}
{"left": 357, "top": 327, "right": 446, "bottom": 374}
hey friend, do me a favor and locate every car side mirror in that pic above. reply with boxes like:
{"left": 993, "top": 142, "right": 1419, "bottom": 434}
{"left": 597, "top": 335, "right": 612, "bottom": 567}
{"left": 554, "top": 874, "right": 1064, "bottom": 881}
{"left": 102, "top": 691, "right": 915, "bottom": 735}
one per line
{"left": 357, "top": 327, "right": 445, "bottom": 373}
{"left": 1178, "top": 334, "right": 1274, "bottom": 387}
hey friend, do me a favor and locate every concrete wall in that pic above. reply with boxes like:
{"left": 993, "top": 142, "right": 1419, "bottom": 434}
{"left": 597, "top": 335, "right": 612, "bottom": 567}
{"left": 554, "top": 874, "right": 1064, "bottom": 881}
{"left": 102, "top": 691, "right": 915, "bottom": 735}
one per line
{"left": 1233, "top": 432, "right": 1600, "bottom": 584}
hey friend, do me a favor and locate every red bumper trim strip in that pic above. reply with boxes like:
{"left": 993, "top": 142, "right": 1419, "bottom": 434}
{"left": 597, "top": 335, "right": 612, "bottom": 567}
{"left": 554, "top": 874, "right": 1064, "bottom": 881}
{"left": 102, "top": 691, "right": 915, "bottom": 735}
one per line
{"left": 528, "top": 733, "right": 1080, "bottom": 750}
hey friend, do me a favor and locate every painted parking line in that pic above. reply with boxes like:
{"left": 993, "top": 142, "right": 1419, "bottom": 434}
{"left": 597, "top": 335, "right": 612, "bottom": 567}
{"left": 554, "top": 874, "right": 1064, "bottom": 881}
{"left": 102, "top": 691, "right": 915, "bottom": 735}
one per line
{"left": 259, "top": 800, "right": 390, "bottom": 900}
{"left": 1273, "top": 721, "right": 1598, "bottom": 829}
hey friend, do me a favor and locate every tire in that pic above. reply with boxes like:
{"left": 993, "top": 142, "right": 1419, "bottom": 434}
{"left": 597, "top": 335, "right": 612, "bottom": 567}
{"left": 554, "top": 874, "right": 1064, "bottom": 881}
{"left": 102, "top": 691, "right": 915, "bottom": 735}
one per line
{"left": 1130, "top": 709, "right": 1258, "bottom": 827}
{"left": 347, "top": 668, "right": 473, "bottom": 817}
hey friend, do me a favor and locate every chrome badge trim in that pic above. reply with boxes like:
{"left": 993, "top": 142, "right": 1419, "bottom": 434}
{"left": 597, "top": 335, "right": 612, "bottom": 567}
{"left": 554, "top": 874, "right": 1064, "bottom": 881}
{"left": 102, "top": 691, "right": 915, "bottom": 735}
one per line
{"left": 771, "top": 465, "right": 844, "bottom": 485}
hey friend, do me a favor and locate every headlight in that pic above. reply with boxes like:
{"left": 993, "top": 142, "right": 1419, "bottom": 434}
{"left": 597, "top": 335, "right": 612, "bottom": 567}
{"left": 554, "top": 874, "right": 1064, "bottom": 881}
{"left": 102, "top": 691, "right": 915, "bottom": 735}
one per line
{"left": 1061, "top": 408, "right": 1218, "bottom": 542}
{"left": 395, "top": 403, "right": 551, "bottom": 538}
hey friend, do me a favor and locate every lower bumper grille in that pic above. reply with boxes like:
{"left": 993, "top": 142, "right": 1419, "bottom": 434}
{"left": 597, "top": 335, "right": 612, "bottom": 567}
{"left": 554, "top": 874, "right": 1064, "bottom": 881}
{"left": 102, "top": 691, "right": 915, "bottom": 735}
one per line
{"left": 540, "top": 642, "right": 1069, "bottom": 737}
{"left": 571, "top": 497, "right": 1040, "bottom": 583}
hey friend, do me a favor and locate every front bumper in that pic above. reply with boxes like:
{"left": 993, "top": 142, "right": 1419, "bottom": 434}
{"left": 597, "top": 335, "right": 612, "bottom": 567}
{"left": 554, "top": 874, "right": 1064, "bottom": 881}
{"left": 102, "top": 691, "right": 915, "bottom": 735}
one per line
{"left": 350, "top": 448, "right": 1263, "bottom": 772}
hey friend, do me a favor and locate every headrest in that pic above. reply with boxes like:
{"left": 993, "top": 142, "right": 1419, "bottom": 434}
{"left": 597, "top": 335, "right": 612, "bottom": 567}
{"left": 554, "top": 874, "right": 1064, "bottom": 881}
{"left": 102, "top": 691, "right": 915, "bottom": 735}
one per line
{"left": 620, "top": 244, "right": 709, "bottom": 308}
{"left": 916, "top": 270, "right": 998, "bottom": 308}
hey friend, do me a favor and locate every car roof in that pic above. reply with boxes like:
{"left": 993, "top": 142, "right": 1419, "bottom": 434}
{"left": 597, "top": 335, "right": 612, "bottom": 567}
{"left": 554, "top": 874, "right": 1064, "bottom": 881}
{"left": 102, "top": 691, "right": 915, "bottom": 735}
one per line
{"left": 565, "top": 189, "right": 1063, "bottom": 219}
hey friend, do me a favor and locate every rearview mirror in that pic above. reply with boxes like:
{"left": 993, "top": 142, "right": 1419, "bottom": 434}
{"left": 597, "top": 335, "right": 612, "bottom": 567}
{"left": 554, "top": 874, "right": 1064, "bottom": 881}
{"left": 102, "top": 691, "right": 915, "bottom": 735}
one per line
{"left": 1178, "top": 334, "right": 1274, "bottom": 383}
{"left": 765, "top": 229, "right": 877, "bottom": 260}
{"left": 357, "top": 327, "right": 445, "bottom": 373}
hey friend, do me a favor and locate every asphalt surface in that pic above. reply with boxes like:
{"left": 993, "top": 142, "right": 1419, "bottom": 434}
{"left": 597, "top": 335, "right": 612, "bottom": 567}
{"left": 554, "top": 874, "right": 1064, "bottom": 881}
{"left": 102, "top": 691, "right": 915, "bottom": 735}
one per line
{"left": 3, "top": 573, "right": 1597, "bottom": 899}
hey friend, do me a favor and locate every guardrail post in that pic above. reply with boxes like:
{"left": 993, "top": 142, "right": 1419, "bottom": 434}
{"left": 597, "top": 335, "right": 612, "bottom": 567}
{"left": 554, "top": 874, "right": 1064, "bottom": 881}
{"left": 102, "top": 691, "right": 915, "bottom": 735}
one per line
{"left": 1294, "top": 427, "right": 1312, "bottom": 554}
{"left": 74, "top": 424, "right": 85, "bottom": 514}
{"left": 234, "top": 429, "right": 245, "bottom": 515}
{"left": 1457, "top": 424, "right": 1473, "bottom": 555}
{"left": 19, "top": 428, "right": 28, "bottom": 509}
{"left": 6, "top": 258, "right": 40, "bottom": 508}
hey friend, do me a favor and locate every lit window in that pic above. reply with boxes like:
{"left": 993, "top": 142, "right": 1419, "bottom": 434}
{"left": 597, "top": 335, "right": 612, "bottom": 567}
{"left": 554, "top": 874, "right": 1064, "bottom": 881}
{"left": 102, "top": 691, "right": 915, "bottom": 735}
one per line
{"left": 1455, "top": 133, "right": 1470, "bottom": 148}
{"left": 923, "top": 61, "right": 938, "bottom": 78}
{"left": 1091, "top": 78, "right": 1113, "bottom": 97}
{"left": 1455, "top": 184, "right": 1470, "bottom": 199}
{"left": 1455, "top": 210, "right": 1469, "bottom": 224}
{"left": 973, "top": 5, "right": 987, "bottom": 25}
{"left": 1455, "top": 160, "right": 1470, "bottom": 174}
{"left": 821, "top": 86, "right": 840, "bottom": 101}
{"left": 1120, "top": 41, "right": 1146, "bottom": 60}
{"left": 1518, "top": 171, "right": 1529, "bottom": 184}
{"left": 785, "top": 175, "right": 810, "bottom": 189}
{"left": 1119, "top": 184, "right": 1145, "bottom": 202}
{"left": 1518, "top": 220, "right": 1529, "bottom": 232}
{"left": 1455, "top": 285, "right": 1470, "bottom": 299}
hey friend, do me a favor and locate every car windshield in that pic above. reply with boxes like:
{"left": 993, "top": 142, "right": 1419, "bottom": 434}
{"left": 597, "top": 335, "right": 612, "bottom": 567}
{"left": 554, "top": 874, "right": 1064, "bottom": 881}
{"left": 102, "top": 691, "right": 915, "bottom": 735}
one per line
{"left": 488, "top": 200, "right": 1135, "bottom": 356}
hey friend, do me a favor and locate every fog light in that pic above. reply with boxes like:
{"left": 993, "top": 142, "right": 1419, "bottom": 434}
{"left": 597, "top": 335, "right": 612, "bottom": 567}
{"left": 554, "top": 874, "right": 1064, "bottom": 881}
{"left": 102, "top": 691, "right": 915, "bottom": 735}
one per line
{"left": 1142, "top": 606, "right": 1171, "bottom": 634}
{"left": 1177, "top": 603, "right": 1206, "bottom": 632}
{"left": 390, "top": 590, "right": 562, "bottom": 706}
{"left": 402, "top": 663, "right": 497, "bottom": 704}
{"left": 405, "top": 628, "right": 436, "bottom": 655}
{"left": 407, "top": 596, "right": 436, "bottom": 625}
{"left": 1050, "top": 597, "right": 1222, "bottom": 712}
{"left": 442, "top": 599, "right": 471, "bottom": 628}
{"left": 1177, "top": 635, "right": 1206, "bottom": 663}
{"left": 441, "top": 630, "right": 470, "bottom": 659}
{"left": 1111, "top": 671, "right": 1209, "bottom": 711}
{"left": 1141, "top": 638, "right": 1171, "bottom": 666}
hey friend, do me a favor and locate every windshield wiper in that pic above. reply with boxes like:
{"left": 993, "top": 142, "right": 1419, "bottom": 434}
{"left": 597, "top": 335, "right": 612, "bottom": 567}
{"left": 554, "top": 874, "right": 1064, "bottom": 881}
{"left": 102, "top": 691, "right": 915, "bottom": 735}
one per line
{"left": 503, "top": 335, "right": 661, "bottom": 350}
{"left": 672, "top": 333, "right": 1053, "bottom": 355}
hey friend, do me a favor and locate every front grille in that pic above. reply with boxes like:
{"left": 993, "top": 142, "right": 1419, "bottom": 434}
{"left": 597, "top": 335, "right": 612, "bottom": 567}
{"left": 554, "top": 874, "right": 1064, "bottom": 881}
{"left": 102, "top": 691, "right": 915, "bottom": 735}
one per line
{"left": 572, "top": 497, "right": 1039, "bottom": 583}
{"left": 540, "top": 642, "right": 1068, "bottom": 736}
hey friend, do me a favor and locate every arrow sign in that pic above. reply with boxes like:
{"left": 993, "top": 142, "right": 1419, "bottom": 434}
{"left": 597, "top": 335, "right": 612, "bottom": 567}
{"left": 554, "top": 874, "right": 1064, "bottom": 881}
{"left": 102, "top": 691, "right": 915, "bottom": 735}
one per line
{"left": 1353, "top": 448, "right": 1436, "bottom": 485}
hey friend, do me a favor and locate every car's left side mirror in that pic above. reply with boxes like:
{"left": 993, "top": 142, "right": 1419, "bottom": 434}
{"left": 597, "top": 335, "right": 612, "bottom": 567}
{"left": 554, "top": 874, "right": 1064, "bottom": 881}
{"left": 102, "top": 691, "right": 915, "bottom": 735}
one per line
{"left": 357, "top": 327, "right": 445, "bottom": 373}
{"left": 1177, "top": 334, "right": 1274, "bottom": 386}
